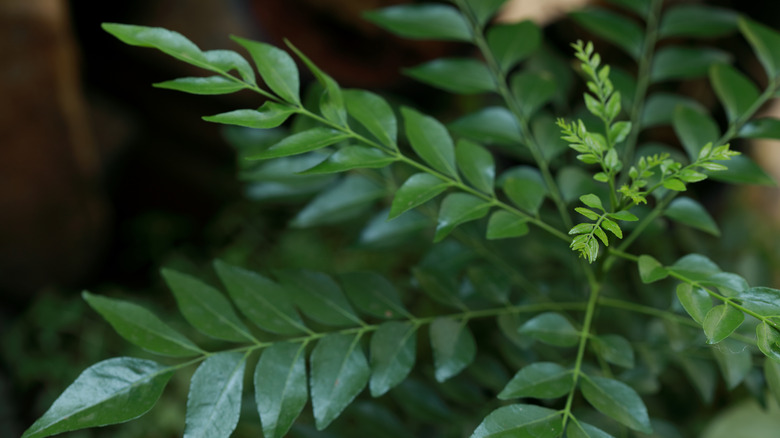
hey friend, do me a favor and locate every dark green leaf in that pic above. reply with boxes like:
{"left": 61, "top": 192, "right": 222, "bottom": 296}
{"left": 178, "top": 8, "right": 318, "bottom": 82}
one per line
{"left": 405, "top": 58, "right": 495, "bottom": 94}
{"left": 756, "top": 323, "right": 780, "bottom": 362}
{"left": 470, "top": 404, "right": 562, "bottom": 438}
{"left": 301, "top": 146, "right": 395, "bottom": 174}
{"left": 580, "top": 376, "right": 652, "bottom": 433}
{"left": 511, "top": 71, "right": 556, "bottom": 117}
{"left": 518, "top": 312, "right": 579, "bottom": 347}
{"left": 162, "top": 269, "right": 253, "bottom": 342}
{"left": 593, "top": 334, "right": 635, "bottom": 368}
{"left": 486, "top": 21, "right": 541, "bottom": 72}
{"left": 739, "top": 287, "right": 780, "bottom": 318}
{"left": 498, "top": 362, "right": 573, "bottom": 399}
{"left": 359, "top": 209, "right": 429, "bottom": 248}
{"left": 389, "top": 173, "right": 450, "bottom": 219}
{"left": 248, "top": 128, "right": 349, "bottom": 160}
{"left": 738, "top": 118, "right": 780, "bottom": 139}
{"left": 712, "top": 340, "right": 752, "bottom": 389}
{"left": 676, "top": 283, "right": 712, "bottom": 324}
{"left": 82, "top": 292, "right": 202, "bottom": 357}
{"left": 204, "top": 102, "right": 296, "bottom": 129}
{"left": 467, "top": 265, "right": 511, "bottom": 305}
{"left": 659, "top": 5, "right": 738, "bottom": 38}
{"left": 277, "top": 269, "right": 362, "bottom": 327}
{"left": 603, "top": 0, "right": 650, "bottom": 17}
{"left": 402, "top": 106, "right": 457, "bottom": 177}
{"left": 434, "top": 193, "right": 491, "bottom": 242}
{"left": 464, "top": 0, "right": 509, "bottom": 26}
{"left": 702, "top": 305, "right": 744, "bottom": 344}
{"left": 339, "top": 272, "right": 409, "bottom": 320}
{"left": 343, "top": 89, "right": 397, "bottom": 147}
{"left": 567, "top": 421, "right": 614, "bottom": 438}
{"left": 571, "top": 8, "right": 644, "bottom": 59}
{"left": 700, "top": 272, "right": 749, "bottom": 298}
{"left": 430, "top": 317, "right": 476, "bottom": 382}
{"left": 486, "top": 211, "right": 530, "bottom": 240}
{"left": 391, "top": 379, "right": 454, "bottom": 422}
{"left": 677, "top": 355, "right": 717, "bottom": 403}
{"left": 706, "top": 155, "right": 776, "bottom": 186}
{"left": 369, "top": 321, "right": 417, "bottom": 396}
{"left": 765, "top": 359, "right": 780, "bottom": 402}
{"left": 291, "top": 174, "right": 386, "bottom": 227}
{"left": 154, "top": 76, "right": 246, "bottom": 95}
{"left": 739, "top": 17, "right": 780, "bottom": 79}
{"left": 102, "top": 23, "right": 206, "bottom": 65}
{"left": 231, "top": 36, "right": 300, "bottom": 104}
{"left": 710, "top": 63, "right": 760, "bottom": 122}
{"left": 456, "top": 139, "right": 495, "bottom": 194}
{"left": 185, "top": 352, "right": 246, "bottom": 438}
{"left": 638, "top": 255, "right": 668, "bottom": 284}
{"left": 449, "top": 106, "right": 523, "bottom": 145}
{"left": 670, "top": 254, "right": 721, "bottom": 280}
{"left": 21, "top": 358, "right": 174, "bottom": 438}
{"left": 641, "top": 93, "right": 706, "bottom": 128}
{"left": 412, "top": 267, "right": 466, "bottom": 311}
{"left": 364, "top": 4, "right": 472, "bottom": 42}
{"left": 664, "top": 197, "right": 720, "bottom": 236}
{"left": 214, "top": 260, "right": 307, "bottom": 335}
{"left": 502, "top": 168, "right": 547, "bottom": 214}
{"left": 651, "top": 47, "right": 731, "bottom": 83}
{"left": 255, "top": 342, "right": 308, "bottom": 438}
{"left": 310, "top": 333, "right": 370, "bottom": 429}
{"left": 672, "top": 106, "right": 720, "bottom": 161}
{"left": 286, "top": 41, "right": 347, "bottom": 125}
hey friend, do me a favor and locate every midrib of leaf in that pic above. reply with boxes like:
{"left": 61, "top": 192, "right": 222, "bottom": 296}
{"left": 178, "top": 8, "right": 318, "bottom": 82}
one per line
{"left": 321, "top": 333, "right": 365, "bottom": 414}
{"left": 252, "top": 293, "right": 313, "bottom": 336}
{"left": 319, "top": 294, "right": 366, "bottom": 327}
{"left": 111, "top": 311, "right": 203, "bottom": 354}
{"left": 187, "top": 293, "right": 258, "bottom": 343}
{"left": 193, "top": 353, "right": 248, "bottom": 437}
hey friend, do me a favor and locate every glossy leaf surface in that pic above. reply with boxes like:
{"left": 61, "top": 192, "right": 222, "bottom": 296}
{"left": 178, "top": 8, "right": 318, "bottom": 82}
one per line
{"left": 518, "top": 312, "right": 579, "bottom": 347}
{"left": 664, "top": 197, "right": 720, "bottom": 236}
{"left": 389, "top": 173, "right": 450, "bottom": 219}
{"left": 232, "top": 36, "right": 300, "bottom": 103}
{"left": 185, "top": 352, "right": 246, "bottom": 438}
{"left": 486, "top": 211, "right": 530, "bottom": 240}
{"left": 638, "top": 255, "right": 668, "bottom": 284}
{"left": 255, "top": 342, "right": 308, "bottom": 438}
{"left": 434, "top": 193, "right": 491, "bottom": 242}
{"left": 405, "top": 58, "right": 495, "bottom": 94}
{"left": 277, "top": 270, "right": 362, "bottom": 327}
{"left": 203, "top": 102, "right": 296, "bottom": 129}
{"left": 343, "top": 89, "right": 397, "bottom": 147}
{"left": 580, "top": 376, "right": 652, "bottom": 433}
{"left": 456, "top": 139, "right": 495, "bottom": 194}
{"left": 449, "top": 107, "right": 523, "bottom": 145}
{"left": 402, "top": 107, "right": 457, "bottom": 177}
{"left": 364, "top": 5, "right": 472, "bottom": 42}
{"left": 370, "top": 321, "right": 417, "bottom": 396}
{"left": 430, "top": 317, "right": 476, "bottom": 382}
{"left": 154, "top": 76, "right": 246, "bottom": 95}
{"left": 498, "top": 362, "right": 573, "bottom": 399}
{"left": 470, "top": 404, "right": 562, "bottom": 438}
{"left": 248, "top": 128, "right": 349, "bottom": 160}
{"left": 340, "top": 272, "right": 409, "bottom": 320}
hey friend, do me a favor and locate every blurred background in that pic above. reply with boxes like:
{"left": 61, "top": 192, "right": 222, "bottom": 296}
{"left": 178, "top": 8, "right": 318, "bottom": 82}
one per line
{"left": 1, "top": 0, "right": 779, "bottom": 436}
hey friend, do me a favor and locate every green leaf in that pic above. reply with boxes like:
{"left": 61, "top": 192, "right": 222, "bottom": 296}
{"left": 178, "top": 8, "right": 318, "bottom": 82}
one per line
{"left": 467, "top": 265, "right": 511, "bottom": 305}
{"left": 343, "top": 89, "right": 397, "bottom": 147}
{"left": 248, "top": 128, "right": 349, "bottom": 160}
{"left": 593, "top": 335, "right": 635, "bottom": 368}
{"left": 359, "top": 209, "right": 429, "bottom": 248}
{"left": 449, "top": 106, "right": 523, "bottom": 145}
{"left": 291, "top": 174, "right": 386, "bottom": 228}
{"left": 364, "top": 4, "right": 472, "bottom": 42}
{"left": 430, "top": 317, "right": 476, "bottom": 382}
{"left": 301, "top": 146, "right": 396, "bottom": 174}
{"left": 641, "top": 93, "right": 706, "bottom": 127}
{"left": 511, "top": 71, "right": 556, "bottom": 117}
{"left": 676, "top": 283, "right": 712, "bottom": 325}
{"left": 712, "top": 340, "right": 753, "bottom": 389}
{"left": 286, "top": 41, "right": 347, "bottom": 125}
{"left": 21, "top": 358, "right": 174, "bottom": 438}
{"left": 185, "top": 352, "right": 246, "bottom": 438}
{"left": 662, "top": 178, "right": 687, "bottom": 192}
{"left": 765, "top": 359, "right": 780, "bottom": 402}
{"left": 609, "top": 121, "right": 632, "bottom": 145}
{"left": 498, "top": 362, "right": 573, "bottom": 399}
{"left": 757, "top": 323, "right": 780, "bottom": 362}
{"left": 214, "top": 260, "right": 307, "bottom": 335}
{"left": 670, "top": 254, "right": 721, "bottom": 281}
{"left": 651, "top": 46, "right": 731, "bottom": 83}
{"left": 486, "top": 211, "right": 530, "bottom": 240}
{"left": 567, "top": 421, "right": 614, "bottom": 438}
{"left": 254, "top": 342, "right": 308, "bottom": 438}
{"left": 571, "top": 8, "right": 644, "bottom": 59}
{"left": 201, "top": 49, "right": 256, "bottom": 83}
{"left": 672, "top": 106, "right": 720, "bottom": 161}
{"left": 603, "top": 0, "right": 651, "bottom": 17}
{"left": 601, "top": 218, "right": 622, "bottom": 239}
{"left": 518, "top": 312, "right": 579, "bottom": 347}
{"left": 502, "top": 169, "right": 547, "bottom": 214}
{"left": 277, "top": 269, "right": 362, "bottom": 327}
{"left": 434, "top": 193, "right": 491, "bottom": 242}
{"left": 154, "top": 76, "right": 246, "bottom": 95}
{"left": 231, "top": 36, "right": 300, "bottom": 104}
{"left": 456, "top": 139, "right": 495, "bottom": 194}
{"left": 659, "top": 5, "right": 738, "bottom": 38}
{"left": 738, "top": 118, "right": 780, "bottom": 139}
{"left": 102, "top": 23, "right": 206, "bottom": 65}
{"left": 486, "top": 21, "right": 541, "bottom": 72}
{"left": 664, "top": 197, "right": 720, "bottom": 236}
{"left": 389, "top": 173, "right": 450, "bottom": 219}
{"left": 413, "top": 267, "right": 466, "bottom": 310}
{"left": 608, "top": 210, "right": 638, "bottom": 221}
{"left": 703, "top": 305, "right": 744, "bottom": 344}
{"left": 369, "top": 321, "right": 417, "bottom": 397}
{"left": 700, "top": 272, "right": 749, "bottom": 298}
{"left": 463, "top": 0, "right": 509, "bottom": 26}
{"left": 162, "top": 269, "right": 253, "bottom": 342}
{"left": 580, "top": 193, "right": 604, "bottom": 211}
{"left": 402, "top": 107, "right": 457, "bottom": 177}
{"left": 203, "top": 102, "right": 296, "bottom": 129}
{"left": 82, "top": 292, "right": 202, "bottom": 357}
{"left": 638, "top": 255, "right": 668, "bottom": 284}
{"left": 310, "top": 333, "right": 370, "bottom": 429}
{"left": 580, "top": 376, "right": 652, "bottom": 433}
{"left": 677, "top": 355, "right": 717, "bottom": 402}
{"left": 706, "top": 155, "right": 776, "bottom": 186}
{"left": 739, "top": 287, "right": 780, "bottom": 318}
{"left": 739, "top": 17, "right": 780, "bottom": 79}
{"left": 339, "top": 272, "right": 409, "bottom": 320}
{"left": 710, "top": 63, "right": 760, "bottom": 122}
{"left": 405, "top": 58, "right": 495, "bottom": 94}
{"left": 470, "top": 404, "right": 563, "bottom": 438}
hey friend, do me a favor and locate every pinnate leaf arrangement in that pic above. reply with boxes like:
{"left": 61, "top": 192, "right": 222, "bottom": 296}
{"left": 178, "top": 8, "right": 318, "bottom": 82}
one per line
{"left": 23, "top": 1, "right": 780, "bottom": 437}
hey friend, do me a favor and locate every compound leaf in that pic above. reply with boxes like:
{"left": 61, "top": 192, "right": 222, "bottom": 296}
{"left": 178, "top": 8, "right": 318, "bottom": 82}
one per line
{"left": 185, "top": 352, "right": 246, "bottom": 438}
{"left": 580, "top": 376, "right": 652, "bottom": 433}
{"left": 370, "top": 321, "right": 417, "bottom": 397}
{"left": 255, "top": 342, "right": 308, "bottom": 438}
{"left": 430, "top": 317, "right": 476, "bottom": 382}
{"left": 231, "top": 36, "right": 300, "bottom": 104}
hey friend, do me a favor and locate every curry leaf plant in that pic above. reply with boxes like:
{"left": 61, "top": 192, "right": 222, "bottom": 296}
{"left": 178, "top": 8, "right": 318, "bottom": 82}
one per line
{"left": 23, "top": 1, "right": 780, "bottom": 437}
